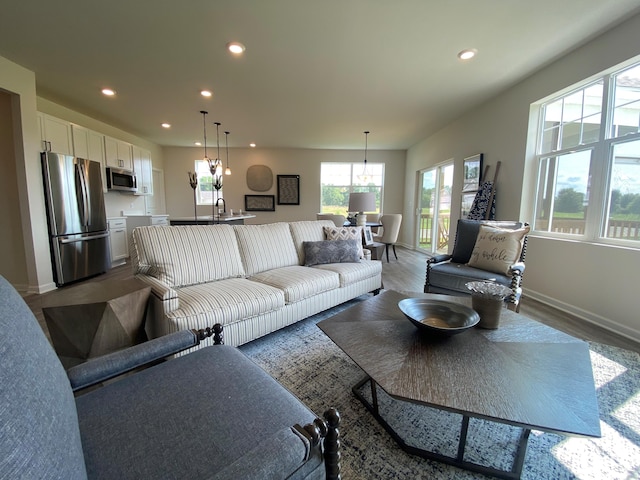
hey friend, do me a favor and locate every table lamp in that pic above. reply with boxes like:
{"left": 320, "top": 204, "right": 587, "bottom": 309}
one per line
{"left": 348, "top": 192, "right": 376, "bottom": 226}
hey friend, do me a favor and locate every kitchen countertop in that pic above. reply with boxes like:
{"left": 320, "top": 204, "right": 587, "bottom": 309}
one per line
{"left": 170, "top": 214, "right": 256, "bottom": 222}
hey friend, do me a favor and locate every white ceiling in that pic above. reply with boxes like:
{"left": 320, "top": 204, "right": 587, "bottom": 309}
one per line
{"left": 1, "top": 0, "right": 640, "bottom": 150}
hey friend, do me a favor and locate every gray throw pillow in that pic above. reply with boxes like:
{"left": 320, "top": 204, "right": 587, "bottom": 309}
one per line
{"left": 303, "top": 240, "right": 361, "bottom": 266}
{"left": 451, "top": 220, "right": 482, "bottom": 263}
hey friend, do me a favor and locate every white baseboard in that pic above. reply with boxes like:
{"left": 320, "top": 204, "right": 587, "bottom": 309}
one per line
{"left": 28, "top": 282, "right": 57, "bottom": 294}
{"left": 523, "top": 288, "right": 640, "bottom": 345}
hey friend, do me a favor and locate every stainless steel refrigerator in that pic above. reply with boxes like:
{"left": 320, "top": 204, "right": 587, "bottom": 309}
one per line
{"left": 41, "top": 152, "right": 111, "bottom": 286}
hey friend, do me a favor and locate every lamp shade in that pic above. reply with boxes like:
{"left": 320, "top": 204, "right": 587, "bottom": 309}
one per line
{"left": 348, "top": 192, "right": 376, "bottom": 213}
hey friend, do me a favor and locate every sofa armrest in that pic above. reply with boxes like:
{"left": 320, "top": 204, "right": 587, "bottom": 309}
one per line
{"left": 427, "top": 253, "right": 452, "bottom": 265}
{"left": 509, "top": 261, "right": 526, "bottom": 276}
{"left": 135, "top": 273, "right": 179, "bottom": 302}
{"left": 68, "top": 330, "right": 198, "bottom": 391}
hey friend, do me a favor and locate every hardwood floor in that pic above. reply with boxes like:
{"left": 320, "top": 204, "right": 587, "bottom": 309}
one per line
{"left": 25, "top": 247, "right": 640, "bottom": 354}
{"left": 380, "top": 246, "right": 640, "bottom": 353}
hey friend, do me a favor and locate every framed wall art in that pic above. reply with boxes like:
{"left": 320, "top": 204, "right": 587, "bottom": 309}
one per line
{"left": 461, "top": 192, "right": 476, "bottom": 219}
{"left": 277, "top": 174, "right": 300, "bottom": 205}
{"left": 462, "top": 153, "right": 483, "bottom": 192}
{"left": 245, "top": 195, "right": 275, "bottom": 212}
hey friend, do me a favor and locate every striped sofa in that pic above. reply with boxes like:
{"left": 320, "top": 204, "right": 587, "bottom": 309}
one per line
{"left": 131, "top": 220, "right": 382, "bottom": 350}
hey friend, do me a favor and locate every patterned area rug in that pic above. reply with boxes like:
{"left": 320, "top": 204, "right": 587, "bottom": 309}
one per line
{"left": 239, "top": 295, "right": 640, "bottom": 479}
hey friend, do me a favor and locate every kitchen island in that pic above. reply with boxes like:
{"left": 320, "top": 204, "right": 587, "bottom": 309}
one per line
{"left": 170, "top": 214, "right": 256, "bottom": 226}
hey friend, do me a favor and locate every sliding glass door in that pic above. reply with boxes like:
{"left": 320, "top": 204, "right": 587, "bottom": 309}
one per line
{"left": 416, "top": 163, "right": 453, "bottom": 254}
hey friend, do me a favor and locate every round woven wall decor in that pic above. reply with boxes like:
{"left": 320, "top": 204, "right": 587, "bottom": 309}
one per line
{"left": 246, "top": 165, "right": 273, "bottom": 191}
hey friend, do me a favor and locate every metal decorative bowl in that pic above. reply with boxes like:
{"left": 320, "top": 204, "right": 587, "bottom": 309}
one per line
{"left": 398, "top": 298, "right": 480, "bottom": 336}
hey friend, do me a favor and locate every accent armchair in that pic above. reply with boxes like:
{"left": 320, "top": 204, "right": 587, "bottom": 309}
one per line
{"left": 373, "top": 214, "right": 402, "bottom": 262}
{"left": 425, "top": 219, "right": 529, "bottom": 311}
{"left": 0, "top": 275, "right": 341, "bottom": 480}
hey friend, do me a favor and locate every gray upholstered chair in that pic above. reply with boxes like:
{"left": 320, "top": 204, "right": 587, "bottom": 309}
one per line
{"left": 425, "top": 219, "right": 529, "bottom": 311}
{"left": 316, "top": 213, "right": 347, "bottom": 227}
{"left": 372, "top": 214, "right": 402, "bottom": 262}
{"left": 0, "top": 275, "right": 340, "bottom": 480}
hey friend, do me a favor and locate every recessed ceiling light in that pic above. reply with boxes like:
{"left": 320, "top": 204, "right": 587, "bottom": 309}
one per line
{"left": 195, "top": 141, "right": 202, "bottom": 146}
{"left": 249, "top": 142, "right": 256, "bottom": 148}
{"left": 161, "top": 123, "right": 171, "bottom": 129}
{"left": 101, "top": 88, "right": 116, "bottom": 96}
{"left": 457, "top": 49, "right": 477, "bottom": 61}
{"left": 227, "top": 42, "right": 246, "bottom": 55}
{"left": 201, "top": 90, "right": 212, "bottom": 97}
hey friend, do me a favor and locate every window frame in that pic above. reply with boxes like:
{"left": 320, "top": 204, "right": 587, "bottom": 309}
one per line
{"left": 530, "top": 58, "right": 640, "bottom": 249}
{"left": 320, "top": 162, "right": 385, "bottom": 215}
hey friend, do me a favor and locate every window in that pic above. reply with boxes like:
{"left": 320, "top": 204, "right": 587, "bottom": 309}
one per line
{"left": 532, "top": 60, "right": 640, "bottom": 247}
{"left": 194, "top": 159, "right": 223, "bottom": 205}
{"left": 320, "top": 163, "right": 384, "bottom": 214}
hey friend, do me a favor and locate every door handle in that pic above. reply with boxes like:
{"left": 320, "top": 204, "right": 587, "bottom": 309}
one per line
{"left": 59, "top": 232, "right": 110, "bottom": 244}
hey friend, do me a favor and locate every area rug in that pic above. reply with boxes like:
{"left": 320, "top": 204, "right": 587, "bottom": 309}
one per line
{"left": 239, "top": 295, "right": 640, "bottom": 479}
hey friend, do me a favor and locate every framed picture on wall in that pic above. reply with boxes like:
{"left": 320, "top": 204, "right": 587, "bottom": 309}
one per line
{"left": 245, "top": 195, "right": 275, "bottom": 211}
{"left": 277, "top": 174, "right": 300, "bottom": 205}
{"left": 461, "top": 192, "right": 476, "bottom": 219}
{"left": 462, "top": 153, "right": 483, "bottom": 192}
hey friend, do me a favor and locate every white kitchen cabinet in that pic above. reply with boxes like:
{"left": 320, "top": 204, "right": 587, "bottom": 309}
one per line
{"left": 145, "top": 168, "right": 166, "bottom": 215}
{"left": 72, "top": 125, "right": 108, "bottom": 192}
{"left": 108, "top": 217, "right": 129, "bottom": 266}
{"left": 104, "top": 136, "right": 133, "bottom": 170}
{"left": 132, "top": 146, "right": 153, "bottom": 195}
{"left": 38, "top": 112, "right": 73, "bottom": 155}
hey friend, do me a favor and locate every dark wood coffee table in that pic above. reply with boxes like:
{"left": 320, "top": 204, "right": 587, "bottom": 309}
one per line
{"left": 317, "top": 290, "right": 601, "bottom": 479}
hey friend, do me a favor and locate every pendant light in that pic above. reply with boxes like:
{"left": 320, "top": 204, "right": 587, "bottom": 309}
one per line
{"left": 360, "top": 130, "right": 371, "bottom": 184}
{"left": 210, "top": 121, "right": 223, "bottom": 190}
{"left": 224, "top": 131, "right": 231, "bottom": 175}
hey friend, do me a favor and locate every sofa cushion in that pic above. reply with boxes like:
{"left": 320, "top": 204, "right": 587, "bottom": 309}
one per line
{"left": 75, "top": 345, "right": 320, "bottom": 480}
{"left": 131, "top": 225, "right": 245, "bottom": 288}
{"left": 289, "top": 220, "right": 335, "bottom": 264}
{"left": 450, "top": 220, "right": 483, "bottom": 264}
{"left": 468, "top": 224, "right": 530, "bottom": 275}
{"left": 250, "top": 266, "right": 340, "bottom": 304}
{"left": 323, "top": 226, "right": 365, "bottom": 259}
{"left": 167, "top": 278, "right": 285, "bottom": 326}
{"left": 428, "top": 262, "right": 512, "bottom": 294}
{"left": 303, "top": 239, "right": 361, "bottom": 266}
{"left": 451, "top": 220, "right": 525, "bottom": 264}
{"left": 313, "top": 260, "right": 383, "bottom": 287}
{"left": 234, "top": 223, "right": 299, "bottom": 275}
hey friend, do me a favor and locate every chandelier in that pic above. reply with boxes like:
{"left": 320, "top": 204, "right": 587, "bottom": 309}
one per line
{"left": 200, "top": 110, "right": 223, "bottom": 191}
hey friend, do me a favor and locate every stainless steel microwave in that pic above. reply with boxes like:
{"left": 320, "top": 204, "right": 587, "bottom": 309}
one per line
{"left": 106, "top": 167, "right": 137, "bottom": 192}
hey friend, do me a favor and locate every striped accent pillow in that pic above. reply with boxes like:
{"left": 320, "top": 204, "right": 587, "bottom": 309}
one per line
{"left": 131, "top": 225, "right": 245, "bottom": 288}
{"left": 233, "top": 223, "right": 299, "bottom": 275}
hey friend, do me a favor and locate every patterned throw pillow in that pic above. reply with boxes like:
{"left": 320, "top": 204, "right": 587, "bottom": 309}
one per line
{"left": 323, "top": 226, "right": 364, "bottom": 258}
{"left": 468, "top": 225, "right": 530, "bottom": 275}
{"left": 303, "top": 240, "right": 361, "bottom": 266}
